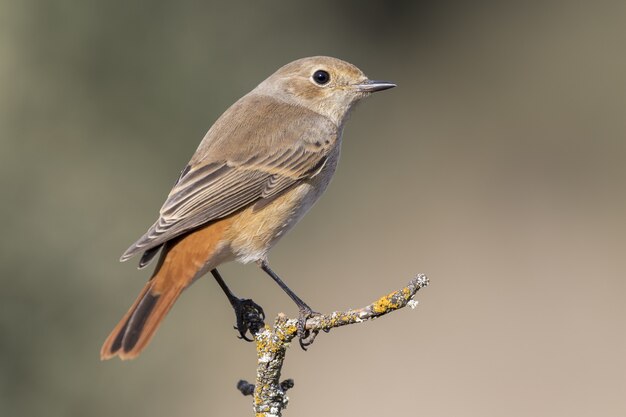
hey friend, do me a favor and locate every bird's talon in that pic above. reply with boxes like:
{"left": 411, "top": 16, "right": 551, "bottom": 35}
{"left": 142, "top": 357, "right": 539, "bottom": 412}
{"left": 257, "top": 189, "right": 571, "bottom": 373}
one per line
{"left": 296, "top": 308, "right": 320, "bottom": 350}
{"left": 231, "top": 298, "right": 265, "bottom": 341}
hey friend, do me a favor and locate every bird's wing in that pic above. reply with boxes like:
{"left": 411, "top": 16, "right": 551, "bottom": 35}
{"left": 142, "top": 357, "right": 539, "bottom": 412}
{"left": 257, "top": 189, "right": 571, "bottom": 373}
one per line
{"left": 120, "top": 96, "right": 337, "bottom": 262}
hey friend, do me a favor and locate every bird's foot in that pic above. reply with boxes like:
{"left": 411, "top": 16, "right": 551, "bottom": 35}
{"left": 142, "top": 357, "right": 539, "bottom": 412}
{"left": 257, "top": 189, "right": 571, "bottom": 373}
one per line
{"left": 232, "top": 298, "right": 265, "bottom": 341}
{"left": 296, "top": 307, "right": 321, "bottom": 350}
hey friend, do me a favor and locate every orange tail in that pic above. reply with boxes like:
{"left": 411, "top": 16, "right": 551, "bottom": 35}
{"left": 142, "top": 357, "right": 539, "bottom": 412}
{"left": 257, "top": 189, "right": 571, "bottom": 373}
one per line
{"left": 101, "top": 216, "right": 235, "bottom": 360}
{"left": 100, "top": 273, "right": 184, "bottom": 360}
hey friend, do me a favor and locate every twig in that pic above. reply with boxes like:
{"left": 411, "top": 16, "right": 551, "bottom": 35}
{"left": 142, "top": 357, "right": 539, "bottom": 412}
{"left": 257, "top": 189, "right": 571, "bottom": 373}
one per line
{"left": 238, "top": 273, "right": 429, "bottom": 417}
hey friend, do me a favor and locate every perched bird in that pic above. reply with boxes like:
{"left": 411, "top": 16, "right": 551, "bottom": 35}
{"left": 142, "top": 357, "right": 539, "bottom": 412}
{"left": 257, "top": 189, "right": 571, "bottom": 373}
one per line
{"left": 101, "top": 56, "right": 395, "bottom": 360}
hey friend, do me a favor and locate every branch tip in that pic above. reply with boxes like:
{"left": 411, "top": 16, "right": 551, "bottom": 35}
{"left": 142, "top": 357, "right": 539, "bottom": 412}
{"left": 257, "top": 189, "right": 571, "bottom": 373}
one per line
{"left": 414, "top": 273, "right": 429, "bottom": 287}
{"left": 236, "top": 380, "right": 255, "bottom": 396}
{"left": 280, "top": 379, "right": 294, "bottom": 392}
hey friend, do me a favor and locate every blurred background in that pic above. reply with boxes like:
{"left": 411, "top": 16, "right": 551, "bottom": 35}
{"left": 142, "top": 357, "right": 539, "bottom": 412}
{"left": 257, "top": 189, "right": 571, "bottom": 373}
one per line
{"left": 1, "top": 1, "right": 625, "bottom": 416}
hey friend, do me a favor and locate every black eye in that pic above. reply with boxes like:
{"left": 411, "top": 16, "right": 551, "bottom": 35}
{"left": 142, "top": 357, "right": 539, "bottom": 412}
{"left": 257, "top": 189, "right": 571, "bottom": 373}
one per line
{"left": 312, "top": 70, "right": 330, "bottom": 85}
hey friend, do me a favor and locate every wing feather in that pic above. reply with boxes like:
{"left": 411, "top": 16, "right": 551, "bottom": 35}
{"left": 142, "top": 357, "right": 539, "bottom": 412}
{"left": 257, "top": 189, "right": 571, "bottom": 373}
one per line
{"left": 120, "top": 95, "right": 338, "bottom": 262}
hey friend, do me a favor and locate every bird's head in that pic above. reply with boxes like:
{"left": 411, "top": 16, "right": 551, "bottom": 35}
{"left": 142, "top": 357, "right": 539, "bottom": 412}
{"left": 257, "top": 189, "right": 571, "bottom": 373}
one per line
{"left": 256, "top": 56, "right": 395, "bottom": 125}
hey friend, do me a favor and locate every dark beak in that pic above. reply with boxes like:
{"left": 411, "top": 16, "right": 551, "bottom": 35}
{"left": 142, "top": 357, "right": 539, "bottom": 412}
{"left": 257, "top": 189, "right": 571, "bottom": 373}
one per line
{"left": 355, "top": 79, "right": 397, "bottom": 93}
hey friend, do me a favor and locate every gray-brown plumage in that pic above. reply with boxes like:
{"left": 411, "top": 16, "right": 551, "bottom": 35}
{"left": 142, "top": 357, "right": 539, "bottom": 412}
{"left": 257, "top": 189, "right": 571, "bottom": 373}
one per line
{"left": 102, "top": 56, "right": 395, "bottom": 360}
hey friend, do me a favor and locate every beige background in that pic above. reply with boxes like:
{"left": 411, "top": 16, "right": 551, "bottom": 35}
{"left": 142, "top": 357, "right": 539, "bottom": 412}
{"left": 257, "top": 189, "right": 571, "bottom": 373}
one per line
{"left": 1, "top": 1, "right": 625, "bottom": 416}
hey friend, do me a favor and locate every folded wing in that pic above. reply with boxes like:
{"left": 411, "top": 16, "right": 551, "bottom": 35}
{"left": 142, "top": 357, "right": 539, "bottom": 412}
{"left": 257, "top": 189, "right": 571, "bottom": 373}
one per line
{"left": 120, "top": 96, "right": 337, "bottom": 262}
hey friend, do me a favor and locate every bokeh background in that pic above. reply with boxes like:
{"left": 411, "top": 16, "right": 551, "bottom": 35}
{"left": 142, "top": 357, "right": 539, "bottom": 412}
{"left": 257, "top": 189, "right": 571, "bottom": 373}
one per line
{"left": 2, "top": 1, "right": 625, "bottom": 416}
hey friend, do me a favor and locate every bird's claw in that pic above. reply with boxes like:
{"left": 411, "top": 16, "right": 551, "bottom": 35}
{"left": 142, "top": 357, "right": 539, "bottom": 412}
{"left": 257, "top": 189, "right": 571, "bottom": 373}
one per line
{"left": 296, "top": 307, "right": 320, "bottom": 350}
{"left": 232, "top": 298, "right": 265, "bottom": 341}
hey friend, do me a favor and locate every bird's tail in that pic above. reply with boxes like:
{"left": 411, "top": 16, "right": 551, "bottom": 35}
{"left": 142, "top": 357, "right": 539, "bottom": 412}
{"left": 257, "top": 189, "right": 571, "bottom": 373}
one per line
{"left": 101, "top": 215, "right": 236, "bottom": 360}
{"left": 100, "top": 270, "right": 185, "bottom": 360}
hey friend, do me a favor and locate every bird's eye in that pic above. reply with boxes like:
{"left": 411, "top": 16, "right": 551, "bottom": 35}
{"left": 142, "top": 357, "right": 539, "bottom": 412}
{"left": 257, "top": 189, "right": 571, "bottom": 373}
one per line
{"left": 312, "top": 70, "right": 330, "bottom": 85}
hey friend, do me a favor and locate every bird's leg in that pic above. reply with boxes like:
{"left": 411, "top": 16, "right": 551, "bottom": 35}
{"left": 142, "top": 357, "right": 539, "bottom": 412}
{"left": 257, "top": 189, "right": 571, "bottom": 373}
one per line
{"left": 258, "top": 260, "right": 320, "bottom": 349}
{"left": 210, "top": 268, "right": 265, "bottom": 341}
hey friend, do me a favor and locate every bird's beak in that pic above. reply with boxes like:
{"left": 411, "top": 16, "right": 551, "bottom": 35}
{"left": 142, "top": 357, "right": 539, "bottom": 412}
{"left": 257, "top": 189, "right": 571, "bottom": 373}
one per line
{"left": 354, "top": 79, "right": 397, "bottom": 93}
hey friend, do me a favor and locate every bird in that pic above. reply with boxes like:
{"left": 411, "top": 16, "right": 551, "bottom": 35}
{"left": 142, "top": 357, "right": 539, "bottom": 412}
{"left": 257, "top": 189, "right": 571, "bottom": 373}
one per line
{"left": 100, "top": 56, "right": 395, "bottom": 360}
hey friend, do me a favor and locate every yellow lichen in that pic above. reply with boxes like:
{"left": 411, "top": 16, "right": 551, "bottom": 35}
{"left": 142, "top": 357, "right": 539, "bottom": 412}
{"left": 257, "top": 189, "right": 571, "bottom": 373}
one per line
{"left": 401, "top": 287, "right": 411, "bottom": 299}
{"left": 372, "top": 291, "right": 402, "bottom": 314}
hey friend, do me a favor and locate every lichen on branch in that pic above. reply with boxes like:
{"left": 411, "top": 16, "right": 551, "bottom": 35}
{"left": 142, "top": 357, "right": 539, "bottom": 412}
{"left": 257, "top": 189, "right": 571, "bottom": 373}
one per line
{"left": 238, "top": 273, "right": 429, "bottom": 417}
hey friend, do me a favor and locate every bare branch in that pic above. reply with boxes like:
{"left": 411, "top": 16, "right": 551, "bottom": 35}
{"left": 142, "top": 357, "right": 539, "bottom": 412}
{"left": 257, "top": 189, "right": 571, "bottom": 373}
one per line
{"left": 242, "top": 273, "right": 429, "bottom": 417}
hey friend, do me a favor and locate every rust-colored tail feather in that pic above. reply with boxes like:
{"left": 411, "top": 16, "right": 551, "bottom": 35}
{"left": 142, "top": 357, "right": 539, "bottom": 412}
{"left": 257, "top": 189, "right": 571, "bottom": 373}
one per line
{"left": 100, "top": 278, "right": 184, "bottom": 360}
{"left": 101, "top": 216, "right": 235, "bottom": 360}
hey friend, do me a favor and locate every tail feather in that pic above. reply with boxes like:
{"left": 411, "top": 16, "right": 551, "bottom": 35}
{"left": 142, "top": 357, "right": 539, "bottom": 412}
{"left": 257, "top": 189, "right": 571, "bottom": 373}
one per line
{"left": 122, "top": 290, "right": 160, "bottom": 352}
{"left": 101, "top": 215, "right": 236, "bottom": 360}
{"left": 100, "top": 279, "right": 184, "bottom": 360}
